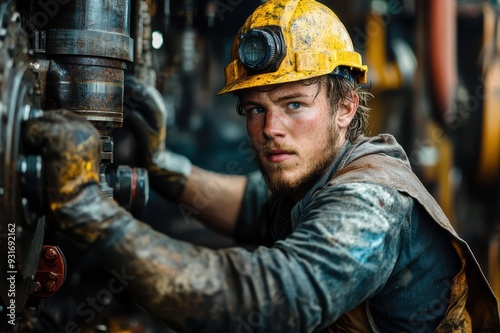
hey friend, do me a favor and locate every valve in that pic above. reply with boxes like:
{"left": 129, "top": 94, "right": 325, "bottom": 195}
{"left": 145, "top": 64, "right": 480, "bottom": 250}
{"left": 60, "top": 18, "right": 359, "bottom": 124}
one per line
{"left": 106, "top": 165, "right": 150, "bottom": 215}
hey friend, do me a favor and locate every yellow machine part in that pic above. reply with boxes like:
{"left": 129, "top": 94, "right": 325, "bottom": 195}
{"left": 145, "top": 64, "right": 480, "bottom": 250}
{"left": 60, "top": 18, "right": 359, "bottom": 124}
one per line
{"left": 478, "top": 65, "right": 500, "bottom": 184}
{"left": 480, "top": 3, "right": 500, "bottom": 307}
{"left": 478, "top": 3, "right": 500, "bottom": 185}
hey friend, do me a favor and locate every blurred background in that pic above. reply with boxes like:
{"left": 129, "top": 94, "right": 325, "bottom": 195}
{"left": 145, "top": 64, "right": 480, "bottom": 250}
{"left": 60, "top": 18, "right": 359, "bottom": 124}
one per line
{"left": 1, "top": 0, "right": 500, "bottom": 331}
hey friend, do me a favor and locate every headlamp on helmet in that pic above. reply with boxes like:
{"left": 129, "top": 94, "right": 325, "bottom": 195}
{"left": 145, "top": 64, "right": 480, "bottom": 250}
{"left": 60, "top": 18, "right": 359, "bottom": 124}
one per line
{"left": 238, "top": 26, "right": 286, "bottom": 73}
{"left": 218, "top": 0, "right": 368, "bottom": 95}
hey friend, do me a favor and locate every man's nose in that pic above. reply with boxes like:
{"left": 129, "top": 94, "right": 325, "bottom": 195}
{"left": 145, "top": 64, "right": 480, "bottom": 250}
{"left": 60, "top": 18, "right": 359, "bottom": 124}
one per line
{"left": 263, "top": 108, "right": 286, "bottom": 139}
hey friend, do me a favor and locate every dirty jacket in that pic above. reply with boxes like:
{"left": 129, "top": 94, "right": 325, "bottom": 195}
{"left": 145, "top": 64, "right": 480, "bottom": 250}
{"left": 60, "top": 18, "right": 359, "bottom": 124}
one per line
{"left": 84, "top": 134, "right": 499, "bottom": 332}
{"left": 234, "top": 134, "right": 499, "bottom": 332}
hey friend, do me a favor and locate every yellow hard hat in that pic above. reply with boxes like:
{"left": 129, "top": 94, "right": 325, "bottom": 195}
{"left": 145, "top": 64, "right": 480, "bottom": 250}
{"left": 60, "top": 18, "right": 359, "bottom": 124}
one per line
{"left": 218, "top": 0, "right": 368, "bottom": 95}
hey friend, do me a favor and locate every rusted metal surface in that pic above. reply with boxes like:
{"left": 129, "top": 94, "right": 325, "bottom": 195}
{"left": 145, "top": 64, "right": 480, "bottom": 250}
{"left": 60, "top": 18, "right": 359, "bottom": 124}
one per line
{"left": 40, "top": 0, "right": 133, "bottom": 130}
{"left": 41, "top": 0, "right": 133, "bottom": 61}
{"left": 39, "top": 0, "right": 140, "bottom": 217}
{"left": 45, "top": 57, "right": 126, "bottom": 129}
{"left": 31, "top": 246, "right": 66, "bottom": 298}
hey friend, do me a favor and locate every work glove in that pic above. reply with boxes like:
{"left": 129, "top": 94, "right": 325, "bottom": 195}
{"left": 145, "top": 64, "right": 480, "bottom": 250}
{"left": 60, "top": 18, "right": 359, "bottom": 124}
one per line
{"left": 124, "top": 75, "right": 192, "bottom": 202}
{"left": 26, "top": 110, "right": 130, "bottom": 247}
{"left": 26, "top": 110, "right": 100, "bottom": 208}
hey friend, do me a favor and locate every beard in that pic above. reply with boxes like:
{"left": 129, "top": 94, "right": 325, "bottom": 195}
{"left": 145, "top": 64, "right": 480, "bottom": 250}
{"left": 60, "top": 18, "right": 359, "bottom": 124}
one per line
{"left": 257, "top": 124, "right": 341, "bottom": 197}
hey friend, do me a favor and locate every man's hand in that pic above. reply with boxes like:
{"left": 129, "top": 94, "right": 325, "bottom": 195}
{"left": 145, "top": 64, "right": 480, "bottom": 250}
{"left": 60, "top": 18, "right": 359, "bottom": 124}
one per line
{"left": 124, "top": 75, "right": 191, "bottom": 202}
{"left": 27, "top": 110, "right": 100, "bottom": 211}
{"left": 27, "top": 110, "right": 133, "bottom": 246}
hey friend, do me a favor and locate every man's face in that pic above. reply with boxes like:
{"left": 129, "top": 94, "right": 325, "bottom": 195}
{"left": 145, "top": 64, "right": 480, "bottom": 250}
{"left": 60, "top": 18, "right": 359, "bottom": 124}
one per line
{"left": 240, "top": 80, "right": 350, "bottom": 200}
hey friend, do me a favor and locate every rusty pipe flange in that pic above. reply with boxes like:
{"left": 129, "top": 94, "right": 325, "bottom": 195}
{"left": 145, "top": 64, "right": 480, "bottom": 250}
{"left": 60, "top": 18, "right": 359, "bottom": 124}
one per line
{"left": 0, "top": 0, "right": 45, "bottom": 314}
{"left": 47, "top": 29, "right": 134, "bottom": 62}
{"left": 40, "top": 0, "right": 133, "bottom": 131}
{"left": 43, "top": 0, "right": 133, "bottom": 62}
{"left": 44, "top": 56, "right": 127, "bottom": 130}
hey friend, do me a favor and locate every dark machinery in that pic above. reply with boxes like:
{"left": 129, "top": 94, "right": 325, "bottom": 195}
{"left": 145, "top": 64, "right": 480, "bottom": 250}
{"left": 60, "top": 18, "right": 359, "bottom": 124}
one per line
{"left": 29, "top": 0, "right": 149, "bottom": 210}
{"left": 0, "top": 0, "right": 150, "bottom": 331}
{"left": 0, "top": 0, "right": 231, "bottom": 331}
{"left": 0, "top": 0, "right": 45, "bottom": 320}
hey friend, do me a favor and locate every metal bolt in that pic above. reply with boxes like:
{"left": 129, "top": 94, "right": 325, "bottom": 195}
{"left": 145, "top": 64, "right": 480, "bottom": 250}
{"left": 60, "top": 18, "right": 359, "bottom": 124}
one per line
{"left": 48, "top": 271, "right": 58, "bottom": 281}
{"left": 102, "top": 140, "right": 114, "bottom": 153}
{"left": 17, "top": 157, "right": 27, "bottom": 175}
{"left": 44, "top": 248, "right": 58, "bottom": 262}
{"left": 29, "top": 108, "right": 43, "bottom": 119}
{"left": 45, "top": 280, "right": 57, "bottom": 293}
{"left": 11, "top": 12, "right": 20, "bottom": 23}
{"left": 22, "top": 104, "right": 31, "bottom": 121}
{"left": 34, "top": 281, "right": 41, "bottom": 293}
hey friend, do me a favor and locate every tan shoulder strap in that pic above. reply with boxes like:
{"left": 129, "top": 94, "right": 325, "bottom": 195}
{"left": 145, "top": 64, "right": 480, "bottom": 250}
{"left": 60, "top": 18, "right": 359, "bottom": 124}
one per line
{"left": 331, "top": 154, "right": 454, "bottom": 235}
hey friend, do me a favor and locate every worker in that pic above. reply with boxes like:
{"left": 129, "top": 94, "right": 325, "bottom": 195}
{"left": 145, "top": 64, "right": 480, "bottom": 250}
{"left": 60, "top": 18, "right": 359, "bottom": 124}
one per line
{"left": 27, "top": 0, "right": 499, "bottom": 331}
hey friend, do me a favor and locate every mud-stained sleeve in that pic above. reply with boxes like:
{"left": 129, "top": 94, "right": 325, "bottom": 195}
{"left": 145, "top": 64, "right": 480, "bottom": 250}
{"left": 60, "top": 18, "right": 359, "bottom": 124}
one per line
{"left": 233, "top": 170, "right": 273, "bottom": 245}
{"left": 88, "top": 182, "right": 410, "bottom": 332}
{"left": 278, "top": 182, "right": 411, "bottom": 327}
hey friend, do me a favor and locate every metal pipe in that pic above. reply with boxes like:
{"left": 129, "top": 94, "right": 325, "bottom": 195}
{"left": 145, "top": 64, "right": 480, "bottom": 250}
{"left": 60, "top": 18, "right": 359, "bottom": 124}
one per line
{"left": 42, "top": 0, "right": 133, "bottom": 130}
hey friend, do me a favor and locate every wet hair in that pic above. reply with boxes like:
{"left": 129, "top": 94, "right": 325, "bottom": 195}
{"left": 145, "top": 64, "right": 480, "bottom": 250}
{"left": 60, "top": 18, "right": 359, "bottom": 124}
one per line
{"left": 318, "top": 74, "right": 373, "bottom": 142}
{"left": 235, "top": 73, "right": 373, "bottom": 142}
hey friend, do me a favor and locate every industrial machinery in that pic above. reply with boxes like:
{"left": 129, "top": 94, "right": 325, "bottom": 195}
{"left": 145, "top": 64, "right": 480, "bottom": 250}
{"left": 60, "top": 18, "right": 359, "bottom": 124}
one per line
{"left": 0, "top": 0, "right": 46, "bottom": 322}
{"left": 0, "top": 0, "right": 151, "bottom": 331}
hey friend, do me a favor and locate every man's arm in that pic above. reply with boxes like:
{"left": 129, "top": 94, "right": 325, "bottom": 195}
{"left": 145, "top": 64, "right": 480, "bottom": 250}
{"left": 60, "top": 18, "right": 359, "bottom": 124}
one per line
{"left": 179, "top": 165, "right": 247, "bottom": 238}
{"left": 79, "top": 181, "right": 406, "bottom": 333}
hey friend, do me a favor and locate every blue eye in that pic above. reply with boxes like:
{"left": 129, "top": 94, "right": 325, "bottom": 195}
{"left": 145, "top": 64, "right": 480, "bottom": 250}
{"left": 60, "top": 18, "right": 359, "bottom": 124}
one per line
{"left": 246, "top": 107, "right": 265, "bottom": 115}
{"left": 289, "top": 102, "right": 301, "bottom": 110}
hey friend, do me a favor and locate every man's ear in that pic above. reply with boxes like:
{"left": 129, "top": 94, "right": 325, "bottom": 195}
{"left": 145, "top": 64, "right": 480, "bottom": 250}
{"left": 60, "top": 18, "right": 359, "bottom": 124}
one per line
{"left": 336, "top": 92, "right": 359, "bottom": 129}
